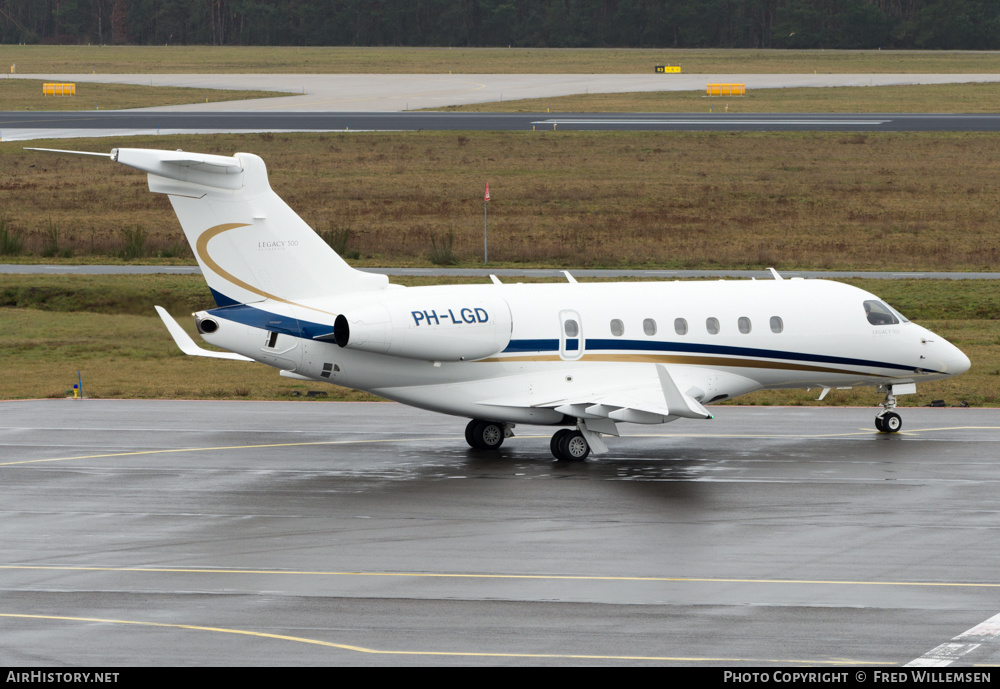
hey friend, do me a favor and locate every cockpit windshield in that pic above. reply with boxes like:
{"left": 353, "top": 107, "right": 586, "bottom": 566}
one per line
{"left": 863, "top": 300, "right": 909, "bottom": 326}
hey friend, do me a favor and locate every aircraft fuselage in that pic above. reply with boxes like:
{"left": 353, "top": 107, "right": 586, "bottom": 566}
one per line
{"left": 197, "top": 278, "right": 969, "bottom": 424}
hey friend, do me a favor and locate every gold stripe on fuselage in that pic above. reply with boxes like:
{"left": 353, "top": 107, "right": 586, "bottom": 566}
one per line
{"left": 479, "top": 352, "right": 892, "bottom": 378}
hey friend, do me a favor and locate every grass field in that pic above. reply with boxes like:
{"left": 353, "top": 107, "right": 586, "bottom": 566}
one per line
{"left": 438, "top": 82, "right": 1000, "bottom": 114}
{"left": 3, "top": 131, "right": 1000, "bottom": 272}
{"left": 0, "top": 274, "right": 995, "bottom": 406}
{"left": 4, "top": 45, "right": 1000, "bottom": 75}
{"left": 0, "top": 78, "right": 283, "bottom": 111}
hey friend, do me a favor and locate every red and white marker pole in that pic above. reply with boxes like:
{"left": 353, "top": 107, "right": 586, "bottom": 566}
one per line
{"left": 483, "top": 182, "right": 490, "bottom": 264}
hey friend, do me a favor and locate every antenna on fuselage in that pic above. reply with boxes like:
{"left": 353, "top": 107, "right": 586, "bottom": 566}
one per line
{"left": 768, "top": 267, "right": 784, "bottom": 280}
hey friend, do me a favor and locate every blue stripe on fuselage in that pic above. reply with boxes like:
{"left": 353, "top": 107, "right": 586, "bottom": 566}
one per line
{"left": 503, "top": 337, "right": 926, "bottom": 373}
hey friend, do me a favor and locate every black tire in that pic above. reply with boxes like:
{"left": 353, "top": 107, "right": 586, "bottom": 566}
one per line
{"left": 558, "top": 430, "right": 590, "bottom": 461}
{"left": 473, "top": 420, "right": 505, "bottom": 450}
{"left": 550, "top": 429, "right": 572, "bottom": 460}
{"left": 874, "top": 415, "right": 886, "bottom": 433}
{"left": 465, "top": 419, "right": 480, "bottom": 448}
{"left": 883, "top": 412, "right": 902, "bottom": 433}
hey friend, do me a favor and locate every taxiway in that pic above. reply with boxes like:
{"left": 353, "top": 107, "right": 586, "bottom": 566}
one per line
{"left": 2, "top": 400, "right": 999, "bottom": 665}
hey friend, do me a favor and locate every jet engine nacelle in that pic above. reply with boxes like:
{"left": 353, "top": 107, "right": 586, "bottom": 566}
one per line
{"left": 333, "top": 295, "right": 512, "bottom": 361}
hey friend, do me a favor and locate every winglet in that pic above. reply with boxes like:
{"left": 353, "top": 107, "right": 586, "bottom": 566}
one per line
{"left": 154, "top": 306, "right": 253, "bottom": 361}
{"left": 656, "top": 365, "right": 713, "bottom": 419}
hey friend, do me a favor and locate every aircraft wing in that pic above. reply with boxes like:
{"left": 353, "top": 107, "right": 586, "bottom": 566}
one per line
{"left": 155, "top": 306, "right": 253, "bottom": 361}
{"left": 481, "top": 364, "right": 713, "bottom": 424}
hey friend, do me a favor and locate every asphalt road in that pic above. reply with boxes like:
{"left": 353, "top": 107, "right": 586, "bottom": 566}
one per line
{"left": 10, "top": 72, "right": 1000, "bottom": 112}
{"left": 5, "top": 111, "right": 1000, "bottom": 136}
{"left": 3, "top": 400, "right": 1000, "bottom": 666}
{"left": 4, "top": 265, "right": 1000, "bottom": 280}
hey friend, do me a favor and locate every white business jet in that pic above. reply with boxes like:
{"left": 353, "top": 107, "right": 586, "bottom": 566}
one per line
{"left": 31, "top": 147, "right": 971, "bottom": 460}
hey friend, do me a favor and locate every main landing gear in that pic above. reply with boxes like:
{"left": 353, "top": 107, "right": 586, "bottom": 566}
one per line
{"left": 875, "top": 388, "right": 903, "bottom": 434}
{"left": 464, "top": 419, "right": 593, "bottom": 460}
{"left": 465, "top": 419, "right": 508, "bottom": 450}
{"left": 549, "top": 428, "right": 590, "bottom": 461}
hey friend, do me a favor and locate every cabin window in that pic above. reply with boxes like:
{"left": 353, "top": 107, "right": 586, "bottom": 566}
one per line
{"left": 738, "top": 317, "right": 752, "bottom": 334}
{"left": 863, "top": 300, "right": 900, "bottom": 326}
{"left": 706, "top": 317, "right": 720, "bottom": 335}
{"left": 643, "top": 318, "right": 657, "bottom": 336}
{"left": 610, "top": 319, "right": 624, "bottom": 336}
{"left": 674, "top": 318, "right": 688, "bottom": 336}
{"left": 559, "top": 310, "right": 584, "bottom": 361}
{"left": 770, "top": 316, "right": 784, "bottom": 334}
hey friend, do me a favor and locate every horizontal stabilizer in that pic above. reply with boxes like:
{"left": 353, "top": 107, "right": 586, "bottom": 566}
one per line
{"left": 27, "top": 147, "right": 243, "bottom": 185}
{"left": 155, "top": 306, "right": 253, "bottom": 361}
{"left": 24, "top": 147, "right": 111, "bottom": 158}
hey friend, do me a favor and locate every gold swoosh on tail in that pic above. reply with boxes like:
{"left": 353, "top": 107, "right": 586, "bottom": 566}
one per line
{"left": 195, "top": 223, "right": 337, "bottom": 317}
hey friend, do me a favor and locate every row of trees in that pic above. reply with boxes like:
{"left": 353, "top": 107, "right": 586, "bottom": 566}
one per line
{"left": 2, "top": 0, "right": 998, "bottom": 49}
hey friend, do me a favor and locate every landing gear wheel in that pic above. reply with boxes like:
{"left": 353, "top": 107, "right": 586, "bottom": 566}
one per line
{"left": 466, "top": 419, "right": 505, "bottom": 450}
{"left": 554, "top": 430, "right": 590, "bottom": 461}
{"left": 881, "top": 412, "right": 902, "bottom": 433}
{"left": 876, "top": 386, "right": 903, "bottom": 434}
{"left": 550, "top": 429, "right": 572, "bottom": 459}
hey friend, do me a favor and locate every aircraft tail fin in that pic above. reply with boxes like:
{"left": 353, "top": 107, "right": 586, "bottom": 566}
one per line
{"left": 111, "top": 148, "right": 387, "bottom": 306}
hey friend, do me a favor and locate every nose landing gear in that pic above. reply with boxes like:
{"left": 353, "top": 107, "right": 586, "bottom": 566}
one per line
{"left": 875, "top": 411, "right": 902, "bottom": 433}
{"left": 875, "top": 388, "right": 903, "bottom": 433}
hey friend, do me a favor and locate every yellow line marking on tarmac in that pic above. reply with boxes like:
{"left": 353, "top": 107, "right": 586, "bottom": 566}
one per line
{"left": 3, "top": 426, "right": 997, "bottom": 468}
{"left": 3, "top": 564, "right": 999, "bottom": 589}
{"left": 624, "top": 426, "right": 1000, "bottom": 439}
{"left": 0, "top": 436, "right": 462, "bottom": 467}
{"left": 0, "top": 613, "right": 883, "bottom": 664}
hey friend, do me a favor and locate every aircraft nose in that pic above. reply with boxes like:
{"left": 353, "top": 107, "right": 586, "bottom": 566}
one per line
{"left": 947, "top": 345, "right": 971, "bottom": 376}
{"left": 921, "top": 325, "right": 971, "bottom": 377}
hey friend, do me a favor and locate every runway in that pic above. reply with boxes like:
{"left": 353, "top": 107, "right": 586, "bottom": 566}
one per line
{"left": 3, "top": 400, "right": 1000, "bottom": 666}
{"left": 5, "top": 111, "right": 1000, "bottom": 140}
